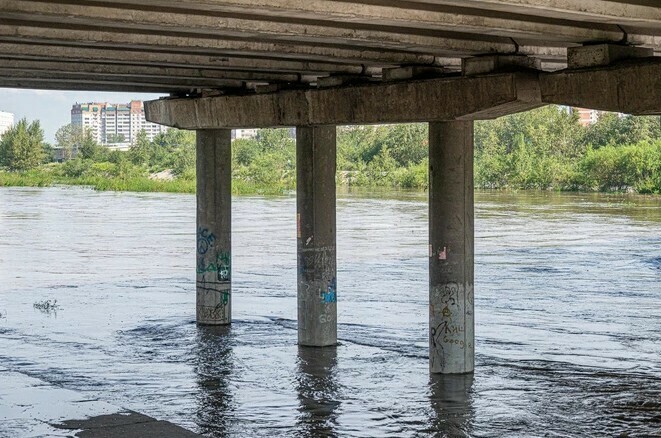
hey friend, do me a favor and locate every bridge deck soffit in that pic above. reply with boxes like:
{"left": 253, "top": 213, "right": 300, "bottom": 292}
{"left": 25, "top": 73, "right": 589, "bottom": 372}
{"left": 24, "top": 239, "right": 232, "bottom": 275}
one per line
{"left": 0, "top": 0, "right": 658, "bottom": 94}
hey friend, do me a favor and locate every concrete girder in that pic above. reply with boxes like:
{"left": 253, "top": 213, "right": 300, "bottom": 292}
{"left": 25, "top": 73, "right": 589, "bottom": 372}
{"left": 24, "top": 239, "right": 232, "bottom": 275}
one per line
{"left": 0, "top": 68, "right": 248, "bottom": 89}
{"left": 0, "top": 43, "right": 376, "bottom": 76}
{"left": 0, "top": 0, "right": 628, "bottom": 45}
{"left": 0, "top": 23, "right": 444, "bottom": 67}
{"left": 145, "top": 58, "right": 661, "bottom": 128}
{"left": 0, "top": 58, "right": 305, "bottom": 84}
{"left": 45, "top": 0, "right": 661, "bottom": 27}
{"left": 0, "top": 20, "right": 525, "bottom": 62}
{"left": 0, "top": 1, "right": 656, "bottom": 94}
{"left": 0, "top": 79, "right": 181, "bottom": 93}
{"left": 403, "top": 0, "right": 661, "bottom": 28}
{"left": 145, "top": 72, "right": 543, "bottom": 128}
{"left": 540, "top": 57, "right": 661, "bottom": 115}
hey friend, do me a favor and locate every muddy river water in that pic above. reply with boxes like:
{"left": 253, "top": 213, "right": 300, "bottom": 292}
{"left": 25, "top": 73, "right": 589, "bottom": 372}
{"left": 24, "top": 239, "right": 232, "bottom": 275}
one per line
{"left": 1, "top": 187, "right": 659, "bottom": 437}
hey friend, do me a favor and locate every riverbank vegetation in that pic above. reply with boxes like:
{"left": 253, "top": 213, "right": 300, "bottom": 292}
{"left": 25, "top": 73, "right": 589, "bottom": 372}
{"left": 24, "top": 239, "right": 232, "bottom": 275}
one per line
{"left": 1, "top": 106, "right": 660, "bottom": 194}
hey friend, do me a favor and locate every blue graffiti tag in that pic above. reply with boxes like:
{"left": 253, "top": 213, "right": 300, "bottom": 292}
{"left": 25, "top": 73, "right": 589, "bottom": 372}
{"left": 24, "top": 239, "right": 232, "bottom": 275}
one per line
{"left": 197, "top": 227, "right": 216, "bottom": 255}
{"left": 320, "top": 277, "right": 337, "bottom": 303}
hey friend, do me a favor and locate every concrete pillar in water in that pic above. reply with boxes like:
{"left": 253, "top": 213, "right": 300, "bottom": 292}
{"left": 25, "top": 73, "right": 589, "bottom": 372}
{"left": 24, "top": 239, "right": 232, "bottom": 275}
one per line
{"left": 296, "top": 126, "right": 337, "bottom": 347}
{"left": 196, "top": 129, "right": 232, "bottom": 325}
{"left": 428, "top": 121, "right": 475, "bottom": 374}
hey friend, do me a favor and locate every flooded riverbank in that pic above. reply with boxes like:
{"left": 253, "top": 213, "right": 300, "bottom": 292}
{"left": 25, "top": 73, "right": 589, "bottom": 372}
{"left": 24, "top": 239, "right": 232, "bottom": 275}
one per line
{"left": 1, "top": 187, "right": 659, "bottom": 436}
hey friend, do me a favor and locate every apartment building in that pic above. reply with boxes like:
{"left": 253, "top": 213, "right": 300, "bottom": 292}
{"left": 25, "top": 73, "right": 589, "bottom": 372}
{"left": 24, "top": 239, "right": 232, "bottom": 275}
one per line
{"left": 0, "top": 111, "right": 14, "bottom": 137}
{"left": 574, "top": 108, "right": 603, "bottom": 127}
{"left": 71, "top": 100, "right": 168, "bottom": 145}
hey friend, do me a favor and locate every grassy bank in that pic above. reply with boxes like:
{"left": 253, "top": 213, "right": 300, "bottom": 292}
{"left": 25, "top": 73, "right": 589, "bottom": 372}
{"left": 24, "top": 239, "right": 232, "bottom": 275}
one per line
{"left": 0, "top": 166, "right": 195, "bottom": 193}
{"left": 3, "top": 138, "right": 660, "bottom": 196}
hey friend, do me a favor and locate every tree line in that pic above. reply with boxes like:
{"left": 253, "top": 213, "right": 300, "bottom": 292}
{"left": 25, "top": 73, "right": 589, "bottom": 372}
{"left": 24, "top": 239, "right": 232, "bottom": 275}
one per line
{"left": 1, "top": 106, "right": 660, "bottom": 194}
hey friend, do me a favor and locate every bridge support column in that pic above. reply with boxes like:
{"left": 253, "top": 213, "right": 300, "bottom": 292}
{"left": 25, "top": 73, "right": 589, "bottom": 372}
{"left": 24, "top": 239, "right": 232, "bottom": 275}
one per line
{"left": 297, "top": 126, "right": 337, "bottom": 347}
{"left": 196, "top": 129, "right": 232, "bottom": 325}
{"left": 429, "top": 121, "right": 475, "bottom": 374}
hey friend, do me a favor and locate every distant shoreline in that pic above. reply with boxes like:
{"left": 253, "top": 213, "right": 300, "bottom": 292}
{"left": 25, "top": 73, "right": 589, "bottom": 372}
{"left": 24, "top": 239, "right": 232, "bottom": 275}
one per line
{"left": 2, "top": 167, "right": 659, "bottom": 197}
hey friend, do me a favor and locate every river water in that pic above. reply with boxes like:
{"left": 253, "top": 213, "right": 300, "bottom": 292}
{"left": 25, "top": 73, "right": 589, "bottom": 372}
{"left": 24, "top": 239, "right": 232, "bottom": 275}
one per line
{"left": 0, "top": 186, "right": 659, "bottom": 437}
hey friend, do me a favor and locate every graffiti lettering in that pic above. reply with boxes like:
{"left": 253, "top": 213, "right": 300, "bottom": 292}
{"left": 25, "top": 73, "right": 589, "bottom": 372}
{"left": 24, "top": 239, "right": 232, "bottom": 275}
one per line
{"left": 435, "top": 320, "right": 464, "bottom": 336}
{"left": 197, "top": 252, "right": 231, "bottom": 282}
{"left": 443, "top": 337, "right": 465, "bottom": 349}
{"left": 432, "top": 283, "right": 461, "bottom": 307}
{"left": 197, "top": 227, "right": 216, "bottom": 255}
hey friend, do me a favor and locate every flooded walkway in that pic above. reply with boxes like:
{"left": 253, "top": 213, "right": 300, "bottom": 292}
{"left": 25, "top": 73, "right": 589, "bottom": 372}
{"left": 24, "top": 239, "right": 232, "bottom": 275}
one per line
{"left": 0, "top": 368, "right": 199, "bottom": 437}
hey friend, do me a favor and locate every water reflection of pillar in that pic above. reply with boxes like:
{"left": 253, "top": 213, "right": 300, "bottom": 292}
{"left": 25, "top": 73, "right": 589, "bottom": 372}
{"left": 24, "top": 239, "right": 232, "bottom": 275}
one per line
{"left": 194, "top": 325, "right": 235, "bottom": 437}
{"left": 295, "top": 346, "right": 340, "bottom": 437}
{"left": 428, "top": 373, "right": 475, "bottom": 437}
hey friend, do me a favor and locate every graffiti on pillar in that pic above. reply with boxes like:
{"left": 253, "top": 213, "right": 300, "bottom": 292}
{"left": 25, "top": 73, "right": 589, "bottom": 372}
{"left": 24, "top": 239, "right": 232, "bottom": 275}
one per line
{"left": 434, "top": 282, "right": 460, "bottom": 308}
{"left": 299, "top": 246, "right": 336, "bottom": 279}
{"left": 320, "top": 277, "right": 337, "bottom": 303}
{"left": 432, "top": 320, "right": 466, "bottom": 349}
{"left": 431, "top": 282, "right": 468, "bottom": 350}
{"left": 197, "top": 251, "right": 231, "bottom": 282}
{"left": 198, "top": 304, "right": 228, "bottom": 321}
{"left": 197, "top": 227, "right": 216, "bottom": 255}
{"left": 197, "top": 285, "right": 230, "bottom": 321}
{"left": 430, "top": 332, "right": 445, "bottom": 370}
{"left": 319, "top": 312, "right": 334, "bottom": 324}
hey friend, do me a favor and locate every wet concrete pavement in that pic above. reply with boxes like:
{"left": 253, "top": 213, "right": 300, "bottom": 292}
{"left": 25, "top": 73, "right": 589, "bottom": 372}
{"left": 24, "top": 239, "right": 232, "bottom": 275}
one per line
{"left": 0, "top": 368, "right": 199, "bottom": 437}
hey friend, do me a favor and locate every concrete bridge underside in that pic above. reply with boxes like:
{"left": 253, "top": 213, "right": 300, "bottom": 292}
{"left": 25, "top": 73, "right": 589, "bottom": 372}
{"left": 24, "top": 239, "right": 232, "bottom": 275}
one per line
{"left": 1, "top": 0, "right": 660, "bottom": 374}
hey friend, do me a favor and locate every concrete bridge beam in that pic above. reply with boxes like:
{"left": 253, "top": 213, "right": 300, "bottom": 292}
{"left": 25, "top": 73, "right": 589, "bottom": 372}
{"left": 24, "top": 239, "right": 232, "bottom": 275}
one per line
{"left": 296, "top": 126, "right": 338, "bottom": 347}
{"left": 196, "top": 129, "right": 232, "bottom": 325}
{"left": 429, "top": 121, "right": 475, "bottom": 374}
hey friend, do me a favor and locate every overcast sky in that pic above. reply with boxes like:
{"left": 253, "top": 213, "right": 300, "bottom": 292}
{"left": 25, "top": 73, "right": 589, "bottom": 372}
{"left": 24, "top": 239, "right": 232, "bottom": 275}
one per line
{"left": 0, "top": 88, "right": 164, "bottom": 143}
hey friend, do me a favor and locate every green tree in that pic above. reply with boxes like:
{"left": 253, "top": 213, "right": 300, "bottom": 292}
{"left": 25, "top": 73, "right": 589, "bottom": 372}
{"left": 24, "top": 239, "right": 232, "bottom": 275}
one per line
{"left": 106, "top": 133, "right": 126, "bottom": 144}
{"left": 380, "top": 123, "right": 428, "bottom": 166}
{"left": 41, "top": 142, "right": 54, "bottom": 164}
{"left": 55, "top": 124, "right": 89, "bottom": 161}
{"left": 582, "top": 113, "right": 661, "bottom": 148}
{"left": 0, "top": 118, "right": 45, "bottom": 171}
{"left": 128, "top": 130, "right": 150, "bottom": 165}
{"left": 257, "top": 128, "right": 294, "bottom": 152}
{"left": 78, "top": 133, "right": 103, "bottom": 160}
{"left": 233, "top": 138, "right": 260, "bottom": 166}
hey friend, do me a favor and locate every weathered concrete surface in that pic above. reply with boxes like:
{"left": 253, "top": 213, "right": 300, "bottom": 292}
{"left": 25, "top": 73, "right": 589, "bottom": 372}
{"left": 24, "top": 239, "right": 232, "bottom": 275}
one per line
{"left": 196, "top": 129, "right": 232, "bottom": 325}
{"left": 146, "top": 56, "right": 661, "bottom": 128}
{"left": 428, "top": 121, "right": 475, "bottom": 374}
{"left": 297, "top": 126, "right": 337, "bottom": 347}
{"left": 145, "top": 72, "right": 542, "bottom": 128}
{"left": 0, "top": 369, "right": 199, "bottom": 437}
{"left": 0, "top": 1, "right": 659, "bottom": 93}
{"left": 540, "top": 58, "right": 661, "bottom": 115}
{"left": 567, "top": 44, "right": 654, "bottom": 69}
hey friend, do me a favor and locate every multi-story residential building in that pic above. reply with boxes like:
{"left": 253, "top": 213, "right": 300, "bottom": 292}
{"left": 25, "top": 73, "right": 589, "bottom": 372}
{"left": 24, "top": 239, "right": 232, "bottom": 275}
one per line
{"left": 0, "top": 111, "right": 14, "bottom": 137}
{"left": 574, "top": 108, "right": 603, "bottom": 127}
{"left": 232, "top": 128, "right": 296, "bottom": 140}
{"left": 233, "top": 129, "right": 258, "bottom": 140}
{"left": 71, "top": 100, "right": 168, "bottom": 145}
{"left": 71, "top": 102, "right": 105, "bottom": 143}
